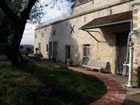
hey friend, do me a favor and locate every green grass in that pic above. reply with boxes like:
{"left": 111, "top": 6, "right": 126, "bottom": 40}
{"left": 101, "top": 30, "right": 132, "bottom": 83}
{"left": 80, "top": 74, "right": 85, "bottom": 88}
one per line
{"left": 0, "top": 61, "right": 107, "bottom": 105}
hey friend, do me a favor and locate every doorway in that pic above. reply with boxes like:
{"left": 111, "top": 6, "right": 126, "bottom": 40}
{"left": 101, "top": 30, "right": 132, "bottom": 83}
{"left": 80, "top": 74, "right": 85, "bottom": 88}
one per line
{"left": 65, "top": 45, "right": 71, "bottom": 62}
{"left": 49, "top": 42, "right": 57, "bottom": 60}
{"left": 116, "top": 33, "right": 128, "bottom": 75}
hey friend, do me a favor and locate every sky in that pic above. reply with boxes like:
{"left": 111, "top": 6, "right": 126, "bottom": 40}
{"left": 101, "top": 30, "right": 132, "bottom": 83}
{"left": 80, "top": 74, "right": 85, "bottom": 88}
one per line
{"left": 21, "top": 24, "right": 35, "bottom": 45}
{"left": 21, "top": 0, "right": 75, "bottom": 45}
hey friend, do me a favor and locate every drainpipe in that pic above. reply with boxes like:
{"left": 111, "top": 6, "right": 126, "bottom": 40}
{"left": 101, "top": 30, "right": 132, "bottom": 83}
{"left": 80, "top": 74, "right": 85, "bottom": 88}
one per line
{"left": 123, "top": 31, "right": 134, "bottom": 88}
{"left": 123, "top": 20, "right": 134, "bottom": 88}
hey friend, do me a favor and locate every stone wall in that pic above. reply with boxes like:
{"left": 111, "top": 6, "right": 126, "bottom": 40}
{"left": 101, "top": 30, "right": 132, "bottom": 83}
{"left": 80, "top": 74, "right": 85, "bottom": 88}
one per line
{"left": 34, "top": 0, "right": 139, "bottom": 74}
{"left": 132, "top": 3, "right": 140, "bottom": 69}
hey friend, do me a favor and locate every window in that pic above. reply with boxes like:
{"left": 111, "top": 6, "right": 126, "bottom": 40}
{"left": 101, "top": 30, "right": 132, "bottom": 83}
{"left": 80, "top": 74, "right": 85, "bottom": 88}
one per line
{"left": 48, "top": 42, "right": 57, "bottom": 60}
{"left": 84, "top": 17, "right": 86, "bottom": 22}
{"left": 35, "top": 34, "right": 37, "bottom": 38}
{"left": 53, "top": 30, "right": 56, "bottom": 36}
{"left": 83, "top": 44, "right": 90, "bottom": 64}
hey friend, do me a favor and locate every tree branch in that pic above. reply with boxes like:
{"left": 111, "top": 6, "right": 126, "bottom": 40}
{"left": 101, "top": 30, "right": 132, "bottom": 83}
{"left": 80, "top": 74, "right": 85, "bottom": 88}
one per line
{"left": 0, "top": 0, "right": 20, "bottom": 25}
{"left": 20, "top": 0, "right": 38, "bottom": 23}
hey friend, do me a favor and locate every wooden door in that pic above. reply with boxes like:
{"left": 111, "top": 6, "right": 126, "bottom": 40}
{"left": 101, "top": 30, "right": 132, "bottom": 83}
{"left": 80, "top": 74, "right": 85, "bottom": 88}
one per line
{"left": 116, "top": 33, "right": 128, "bottom": 74}
{"left": 65, "top": 45, "right": 71, "bottom": 62}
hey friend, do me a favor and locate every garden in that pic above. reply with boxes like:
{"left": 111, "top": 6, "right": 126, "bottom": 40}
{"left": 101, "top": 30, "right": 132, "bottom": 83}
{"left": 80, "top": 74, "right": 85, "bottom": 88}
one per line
{"left": 0, "top": 61, "right": 107, "bottom": 105}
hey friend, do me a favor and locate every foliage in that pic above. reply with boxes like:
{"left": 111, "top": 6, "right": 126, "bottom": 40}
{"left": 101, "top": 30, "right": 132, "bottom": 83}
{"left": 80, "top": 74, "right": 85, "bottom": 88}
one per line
{"left": 0, "top": 62, "right": 42, "bottom": 105}
{"left": 0, "top": 0, "right": 77, "bottom": 65}
{"left": 0, "top": 10, "right": 11, "bottom": 44}
{"left": 0, "top": 0, "right": 40, "bottom": 66}
{"left": 0, "top": 61, "right": 107, "bottom": 105}
{"left": 3, "top": 0, "right": 43, "bottom": 23}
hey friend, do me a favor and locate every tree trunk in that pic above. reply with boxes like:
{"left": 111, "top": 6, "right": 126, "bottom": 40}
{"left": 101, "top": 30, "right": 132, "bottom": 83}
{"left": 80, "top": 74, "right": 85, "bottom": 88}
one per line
{"left": 5, "top": 23, "right": 27, "bottom": 67}
{"left": 0, "top": 0, "right": 38, "bottom": 67}
{"left": 5, "top": 47, "right": 24, "bottom": 67}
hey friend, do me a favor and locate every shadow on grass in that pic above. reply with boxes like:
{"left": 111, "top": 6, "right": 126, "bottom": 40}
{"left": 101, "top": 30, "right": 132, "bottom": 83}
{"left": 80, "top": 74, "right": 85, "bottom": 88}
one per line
{"left": 0, "top": 62, "right": 107, "bottom": 105}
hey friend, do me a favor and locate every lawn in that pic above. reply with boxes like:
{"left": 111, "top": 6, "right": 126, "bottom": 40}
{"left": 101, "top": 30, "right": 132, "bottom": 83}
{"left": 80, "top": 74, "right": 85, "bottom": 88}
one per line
{"left": 0, "top": 61, "right": 107, "bottom": 105}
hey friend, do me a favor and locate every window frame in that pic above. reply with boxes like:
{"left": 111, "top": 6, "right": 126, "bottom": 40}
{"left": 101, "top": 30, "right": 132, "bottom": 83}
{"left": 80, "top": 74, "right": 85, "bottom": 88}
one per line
{"left": 83, "top": 44, "right": 90, "bottom": 64}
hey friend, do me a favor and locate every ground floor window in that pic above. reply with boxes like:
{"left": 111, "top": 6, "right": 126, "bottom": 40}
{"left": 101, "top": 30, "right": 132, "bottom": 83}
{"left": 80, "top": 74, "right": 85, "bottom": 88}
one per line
{"left": 83, "top": 44, "right": 90, "bottom": 64}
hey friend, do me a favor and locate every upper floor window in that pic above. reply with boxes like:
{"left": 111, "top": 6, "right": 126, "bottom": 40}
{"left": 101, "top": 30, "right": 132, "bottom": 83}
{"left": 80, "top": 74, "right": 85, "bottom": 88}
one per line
{"left": 53, "top": 30, "right": 56, "bottom": 36}
{"left": 48, "top": 42, "right": 57, "bottom": 59}
{"left": 35, "top": 34, "right": 37, "bottom": 38}
{"left": 84, "top": 17, "right": 86, "bottom": 22}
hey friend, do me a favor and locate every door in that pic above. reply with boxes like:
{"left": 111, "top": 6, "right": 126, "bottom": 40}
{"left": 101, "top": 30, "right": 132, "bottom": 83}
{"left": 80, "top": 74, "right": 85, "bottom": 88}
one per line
{"left": 65, "top": 45, "right": 71, "bottom": 62}
{"left": 53, "top": 42, "right": 57, "bottom": 60}
{"left": 49, "top": 42, "right": 57, "bottom": 60}
{"left": 116, "top": 33, "right": 128, "bottom": 75}
{"left": 49, "top": 42, "right": 52, "bottom": 59}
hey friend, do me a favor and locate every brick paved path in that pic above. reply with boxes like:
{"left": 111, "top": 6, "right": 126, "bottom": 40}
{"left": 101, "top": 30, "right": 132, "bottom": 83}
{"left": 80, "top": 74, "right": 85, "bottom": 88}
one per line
{"left": 69, "top": 67, "right": 127, "bottom": 105}
{"left": 45, "top": 61, "right": 140, "bottom": 105}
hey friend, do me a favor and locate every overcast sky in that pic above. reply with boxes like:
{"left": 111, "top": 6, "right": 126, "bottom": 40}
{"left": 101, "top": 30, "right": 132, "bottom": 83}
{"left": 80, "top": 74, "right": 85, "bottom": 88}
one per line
{"left": 21, "top": 0, "right": 75, "bottom": 45}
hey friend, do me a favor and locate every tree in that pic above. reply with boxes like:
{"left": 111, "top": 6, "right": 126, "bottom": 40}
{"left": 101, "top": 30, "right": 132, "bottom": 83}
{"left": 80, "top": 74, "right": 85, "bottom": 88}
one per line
{"left": 0, "top": 0, "right": 75, "bottom": 66}
{"left": 0, "top": 0, "right": 39, "bottom": 66}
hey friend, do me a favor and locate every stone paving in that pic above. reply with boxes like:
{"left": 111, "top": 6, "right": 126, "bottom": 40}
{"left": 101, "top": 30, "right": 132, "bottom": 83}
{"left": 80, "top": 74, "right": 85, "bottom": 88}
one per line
{"left": 123, "top": 93, "right": 140, "bottom": 105}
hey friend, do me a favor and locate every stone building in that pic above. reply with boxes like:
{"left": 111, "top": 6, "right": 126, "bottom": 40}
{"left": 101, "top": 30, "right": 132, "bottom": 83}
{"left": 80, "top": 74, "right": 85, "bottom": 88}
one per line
{"left": 34, "top": 0, "right": 140, "bottom": 84}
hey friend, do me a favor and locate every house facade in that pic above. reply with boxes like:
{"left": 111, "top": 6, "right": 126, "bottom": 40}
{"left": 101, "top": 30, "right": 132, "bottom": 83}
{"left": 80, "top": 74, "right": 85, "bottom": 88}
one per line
{"left": 34, "top": 0, "right": 140, "bottom": 77}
